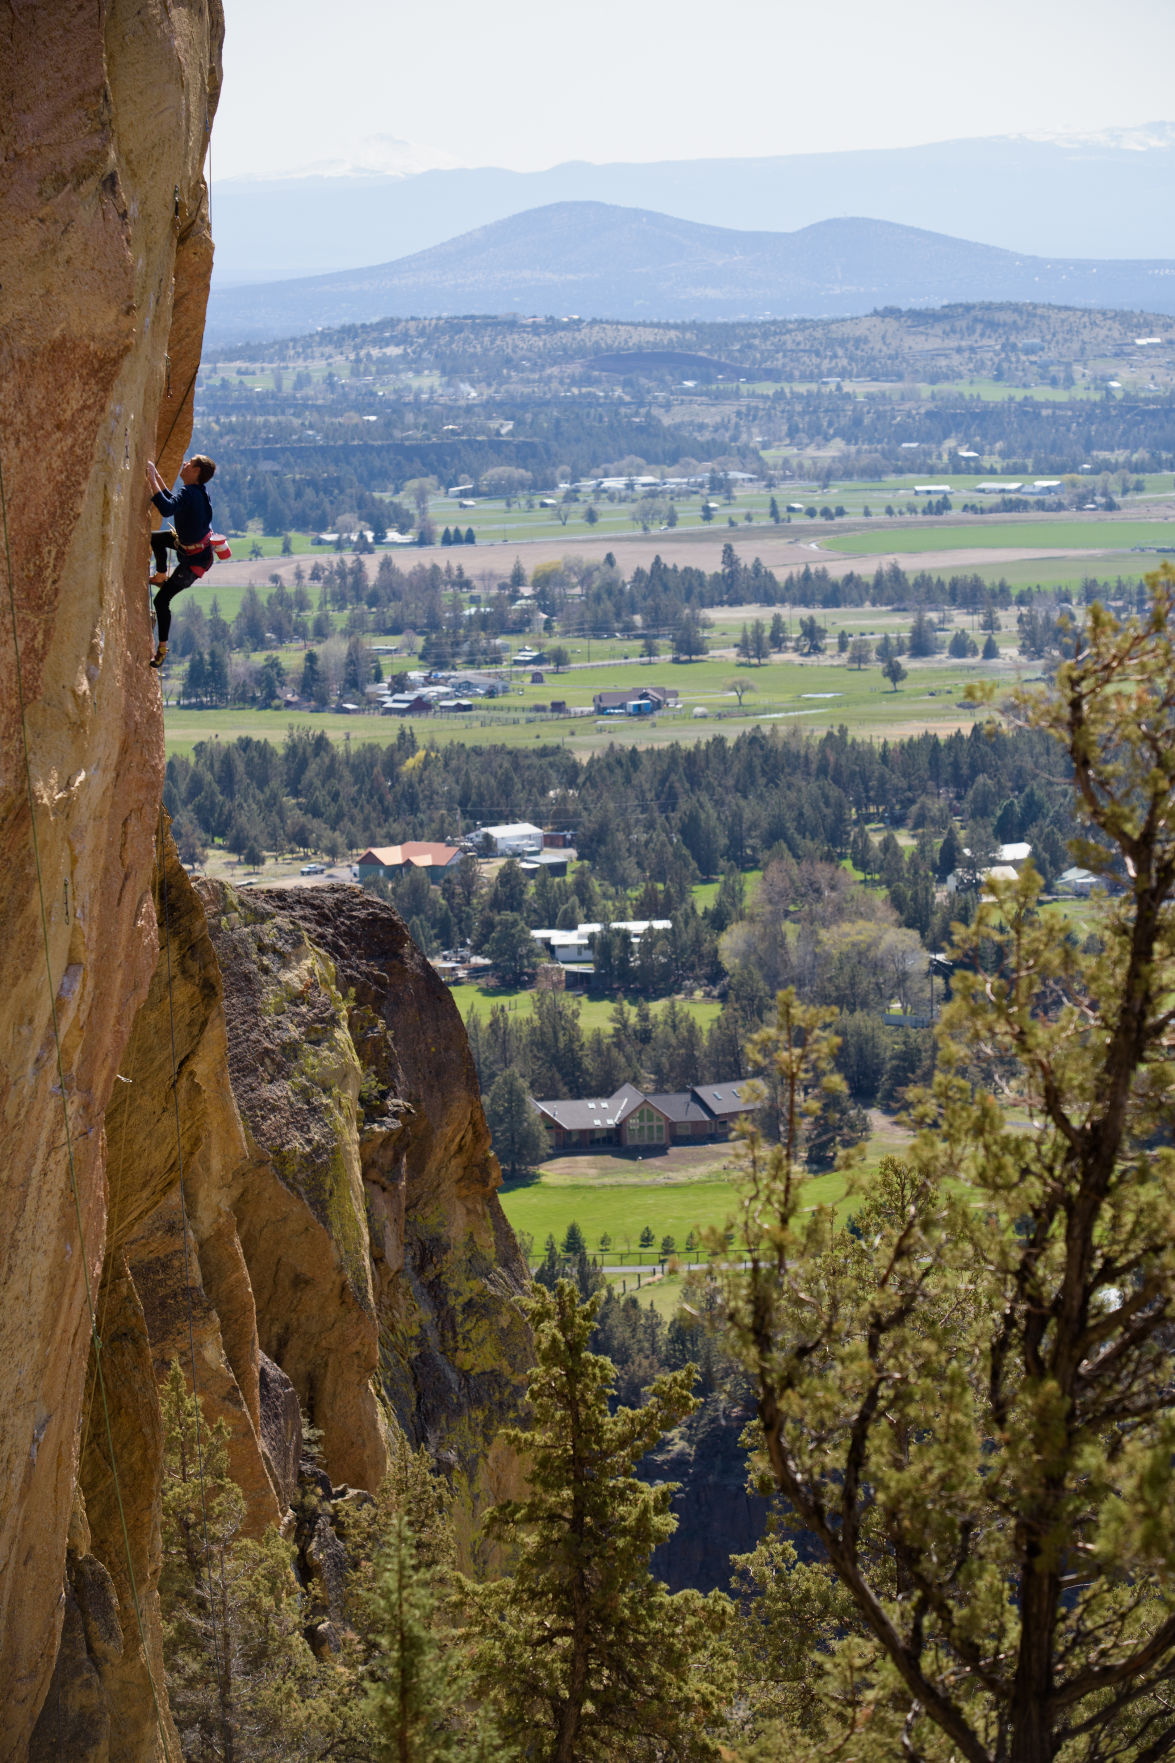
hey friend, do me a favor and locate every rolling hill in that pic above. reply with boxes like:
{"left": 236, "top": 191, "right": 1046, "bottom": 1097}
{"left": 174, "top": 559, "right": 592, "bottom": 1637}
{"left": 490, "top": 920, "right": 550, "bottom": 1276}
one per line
{"left": 205, "top": 202, "right": 1175, "bottom": 343}
{"left": 210, "top": 124, "right": 1175, "bottom": 286}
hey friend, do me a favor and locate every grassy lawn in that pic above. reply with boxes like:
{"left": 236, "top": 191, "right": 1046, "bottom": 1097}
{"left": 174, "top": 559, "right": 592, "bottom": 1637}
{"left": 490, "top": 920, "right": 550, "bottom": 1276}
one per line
{"left": 692, "top": 868, "right": 763, "bottom": 910}
{"left": 449, "top": 985, "right": 721, "bottom": 1034}
{"left": 1037, "top": 896, "right": 1108, "bottom": 933}
{"left": 500, "top": 1142, "right": 850, "bottom": 1266}
{"left": 501, "top": 1177, "right": 743, "bottom": 1261}
{"left": 605, "top": 1270, "right": 689, "bottom": 1316}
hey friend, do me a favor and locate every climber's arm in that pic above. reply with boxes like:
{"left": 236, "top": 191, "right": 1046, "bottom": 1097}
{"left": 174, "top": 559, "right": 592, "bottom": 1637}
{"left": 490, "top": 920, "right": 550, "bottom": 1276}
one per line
{"left": 147, "top": 460, "right": 177, "bottom": 517}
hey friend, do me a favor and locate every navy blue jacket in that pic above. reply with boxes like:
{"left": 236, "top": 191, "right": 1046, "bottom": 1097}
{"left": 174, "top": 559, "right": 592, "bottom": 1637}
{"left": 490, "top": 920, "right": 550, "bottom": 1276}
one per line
{"left": 152, "top": 482, "right": 213, "bottom": 551}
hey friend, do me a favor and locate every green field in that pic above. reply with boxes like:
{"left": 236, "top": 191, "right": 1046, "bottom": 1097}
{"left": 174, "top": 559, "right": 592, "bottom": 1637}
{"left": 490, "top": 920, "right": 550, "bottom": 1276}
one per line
{"left": 967, "top": 555, "right": 1153, "bottom": 591}
{"left": 449, "top": 985, "right": 721, "bottom": 1034}
{"left": 501, "top": 1177, "right": 740, "bottom": 1260}
{"left": 160, "top": 656, "right": 991, "bottom": 758}
{"left": 609, "top": 1271, "right": 687, "bottom": 1317}
{"left": 826, "top": 519, "right": 1175, "bottom": 557}
{"left": 160, "top": 645, "right": 997, "bottom": 757}
{"left": 692, "top": 868, "right": 763, "bottom": 910}
{"left": 500, "top": 1164, "right": 849, "bottom": 1264}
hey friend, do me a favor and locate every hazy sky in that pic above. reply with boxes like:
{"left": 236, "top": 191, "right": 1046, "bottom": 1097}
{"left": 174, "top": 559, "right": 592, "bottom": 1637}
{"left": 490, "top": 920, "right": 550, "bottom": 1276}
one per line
{"left": 214, "top": 0, "right": 1175, "bottom": 179}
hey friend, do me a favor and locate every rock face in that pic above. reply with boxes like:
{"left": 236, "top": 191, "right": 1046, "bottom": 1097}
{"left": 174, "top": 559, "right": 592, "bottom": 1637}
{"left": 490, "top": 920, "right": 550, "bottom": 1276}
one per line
{"left": 0, "top": 10, "right": 530, "bottom": 1760}
{"left": 0, "top": 2, "right": 222, "bottom": 1753}
{"left": 18, "top": 841, "right": 531, "bottom": 1763}
{"left": 646, "top": 1396, "right": 769, "bottom": 1594}
{"left": 198, "top": 882, "right": 532, "bottom": 1535}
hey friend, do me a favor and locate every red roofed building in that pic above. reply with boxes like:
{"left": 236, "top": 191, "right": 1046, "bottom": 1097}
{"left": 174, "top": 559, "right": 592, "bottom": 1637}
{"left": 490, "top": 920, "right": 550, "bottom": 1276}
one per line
{"left": 356, "top": 842, "right": 464, "bottom": 883}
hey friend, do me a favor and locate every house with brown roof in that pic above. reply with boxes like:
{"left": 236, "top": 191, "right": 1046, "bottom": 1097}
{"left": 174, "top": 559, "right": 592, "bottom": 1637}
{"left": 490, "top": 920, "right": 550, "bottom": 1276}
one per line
{"left": 356, "top": 842, "right": 464, "bottom": 883}
{"left": 532, "top": 1080, "right": 757, "bottom": 1152}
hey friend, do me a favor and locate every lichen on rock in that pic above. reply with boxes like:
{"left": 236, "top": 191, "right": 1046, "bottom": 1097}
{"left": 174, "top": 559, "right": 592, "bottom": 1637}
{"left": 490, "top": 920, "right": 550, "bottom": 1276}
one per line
{"left": 0, "top": 0, "right": 223, "bottom": 1749}
{"left": 199, "top": 881, "right": 532, "bottom": 1525}
{"left": 0, "top": 5, "right": 531, "bottom": 1752}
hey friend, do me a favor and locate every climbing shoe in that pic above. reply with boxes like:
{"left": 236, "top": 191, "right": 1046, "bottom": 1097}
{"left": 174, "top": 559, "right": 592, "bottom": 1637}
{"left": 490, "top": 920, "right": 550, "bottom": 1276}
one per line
{"left": 149, "top": 643, "right": 168, "bottom": 669}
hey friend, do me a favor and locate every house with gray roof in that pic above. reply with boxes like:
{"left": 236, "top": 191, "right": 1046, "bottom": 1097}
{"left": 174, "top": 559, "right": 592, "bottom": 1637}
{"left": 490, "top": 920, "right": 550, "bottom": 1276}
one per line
{"left": 593, "top": 685, "right": 679, "bottom": 716}
{"left": 532, "top": 1080, "right": 757, "bottom": 1152}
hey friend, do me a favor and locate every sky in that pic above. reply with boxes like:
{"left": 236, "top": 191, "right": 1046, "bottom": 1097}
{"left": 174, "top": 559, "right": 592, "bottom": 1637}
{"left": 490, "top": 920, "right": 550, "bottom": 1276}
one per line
{"left": 213, "top": 0, "right": 1175, "bottom": 180}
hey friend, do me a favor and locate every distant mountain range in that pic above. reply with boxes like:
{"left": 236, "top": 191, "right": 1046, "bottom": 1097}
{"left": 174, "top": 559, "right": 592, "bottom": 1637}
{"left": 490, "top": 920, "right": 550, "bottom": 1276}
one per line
{"left": 209, "top": 124, "right": 1175, "bottom": 287}
{"left": 204, "top": 203, "right": 1175, "bottom": 344}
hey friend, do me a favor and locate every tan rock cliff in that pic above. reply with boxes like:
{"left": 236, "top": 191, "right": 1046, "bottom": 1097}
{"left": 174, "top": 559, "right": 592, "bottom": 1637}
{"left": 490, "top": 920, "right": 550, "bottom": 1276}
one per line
{"left": 0, "top": 7, "right": 530, "bottom": 1759}
{"left": 198, "top": 881, "right": 532, "bottom": 1543}
{"left": 1, "top": 2, "right": 222, "bottom": 1752}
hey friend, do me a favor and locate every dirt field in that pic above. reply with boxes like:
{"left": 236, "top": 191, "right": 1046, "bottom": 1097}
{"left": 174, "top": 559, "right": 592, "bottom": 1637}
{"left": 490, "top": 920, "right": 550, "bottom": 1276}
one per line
{"left": 536, "top": 1140, "right": 740, "bottom": 1187}
{"left": 209, "top": 532, "right": 1133, "bottom": 595}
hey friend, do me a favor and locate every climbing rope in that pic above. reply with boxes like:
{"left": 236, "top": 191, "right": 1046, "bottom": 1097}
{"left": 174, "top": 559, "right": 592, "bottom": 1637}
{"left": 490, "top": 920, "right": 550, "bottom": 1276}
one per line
{"left": 156, "top": 361, "right": 200, "bottom": 467}
{"left": 0, "top": 442, "right": 175, "bottom": 1760}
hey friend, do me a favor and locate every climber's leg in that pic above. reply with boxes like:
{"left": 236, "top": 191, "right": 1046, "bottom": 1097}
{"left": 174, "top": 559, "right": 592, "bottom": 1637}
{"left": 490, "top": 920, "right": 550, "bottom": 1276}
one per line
{"left": 151, "top": 564, "right": 195, "bottom": 665}
{"left": 150, "top": 529, "right": 175, "bottom": 587}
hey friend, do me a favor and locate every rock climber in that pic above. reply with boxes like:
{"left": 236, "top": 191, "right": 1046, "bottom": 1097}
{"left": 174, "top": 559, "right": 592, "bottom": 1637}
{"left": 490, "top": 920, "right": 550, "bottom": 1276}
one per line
{"left": 146, "top": 453, "right": 218, "bottom": 669}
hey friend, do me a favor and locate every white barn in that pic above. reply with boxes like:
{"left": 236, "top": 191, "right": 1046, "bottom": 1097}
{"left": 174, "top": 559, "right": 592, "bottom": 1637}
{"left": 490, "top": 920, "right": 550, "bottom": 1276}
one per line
{"left": 479, "top": 822, "right": 545, "bottom": 856}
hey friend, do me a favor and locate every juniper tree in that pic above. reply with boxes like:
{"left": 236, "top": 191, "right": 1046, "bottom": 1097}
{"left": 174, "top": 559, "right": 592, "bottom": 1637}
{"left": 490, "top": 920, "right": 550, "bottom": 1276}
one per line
{"left": 485, "top": 1068, "right": 547, "bottom": 1179}
{"left": 464, "top": 1282, "right": 732, "bottom": 1762}
{"left": 159, "top": 1363, "right": 343, "bottom": 1762}
{"left": 365, "top": 1510, "right": 483, "bottom": 1763}
{"left": 723, "top": 567, "right": 1175, "bottom": 1763}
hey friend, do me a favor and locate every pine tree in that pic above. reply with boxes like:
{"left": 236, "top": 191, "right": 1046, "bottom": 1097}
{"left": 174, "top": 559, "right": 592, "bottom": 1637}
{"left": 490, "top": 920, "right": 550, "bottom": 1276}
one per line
{"left": 300, "top": 648, "right": 321, "bottom": 700}
{"left": 352, "top": 1436, "right": 500, "bottom": 1762}
{"left": 159, "top": 1363, "right": 348, "bottom": 1762}
{"left": 485, "top": 1068, "right": 547, "bottom": 1178}
{"left": 365, "top": 1512, "right": 473, "bottom": 1763}
{"left": 464, "top": 1282, "right": 732, "bottom": 1761}
{"left": 534, "top": 1233, "right": 562, "bottom": 1290}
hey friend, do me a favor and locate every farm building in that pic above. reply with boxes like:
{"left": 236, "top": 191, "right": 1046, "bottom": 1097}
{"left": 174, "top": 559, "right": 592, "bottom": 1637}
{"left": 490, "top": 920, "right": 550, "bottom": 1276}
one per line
{"left": 477, "top": 822, "right": 545, "bottom": 856}
{"left": 529, "top": 919, "right": 672, "bottom": 965}
{"left": 592, "top": 685, "right": 679, "bottom": 715}
{"left": 520, "top": 851, "right": 572, "bottom": 879}
{"left": 532, "top": 1080, "right": 757, "bottom": 1151}
{"left": 380, "top": 693, "right": 434, "bottom": 716}
{"left": 447, "top": 672, "right": 506, "bottom": 697}
{"left": 356, "top": 842, "right": 464, "bottom": 882}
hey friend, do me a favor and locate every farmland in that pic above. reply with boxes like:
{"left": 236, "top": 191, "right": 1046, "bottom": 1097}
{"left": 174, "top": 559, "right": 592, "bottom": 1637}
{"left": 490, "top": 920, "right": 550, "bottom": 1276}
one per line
{"left": 825, "top": 517, "right": 1175, "bottom": 557}
{"left": 159, "top": 649, "right": 992, "bottom": 758}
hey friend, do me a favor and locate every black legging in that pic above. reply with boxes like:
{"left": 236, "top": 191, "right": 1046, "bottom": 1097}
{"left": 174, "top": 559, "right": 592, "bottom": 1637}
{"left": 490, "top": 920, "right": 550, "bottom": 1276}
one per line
{"left": 151, "top": 531, "right": 204, "bottom": 641}
{"left": 153, "top": 565, "right": 199, "bottom": 642}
